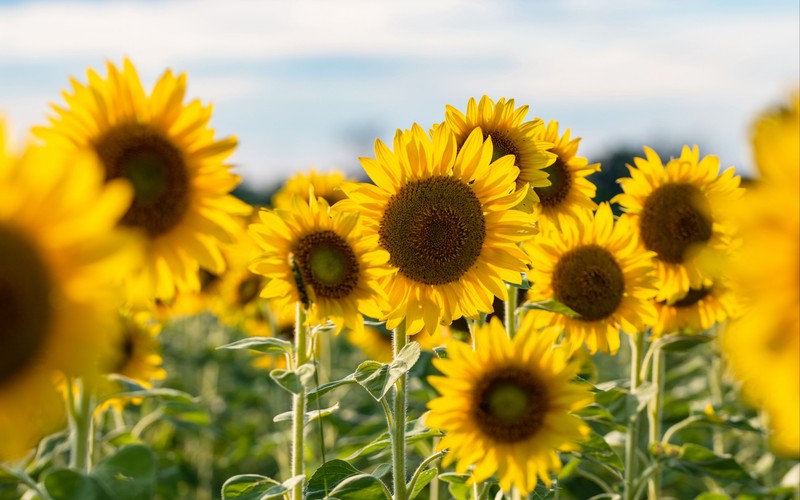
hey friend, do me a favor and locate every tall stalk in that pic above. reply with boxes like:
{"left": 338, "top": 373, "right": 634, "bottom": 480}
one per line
{"left": 647, "top": 346, "right": 665, "bottom": 499}
{"left": 624, "top": 331, "right": 644, "bottom": 500}
{"left": 391, "top": 322, "right": 409, "bottom": 500}
{"left": 504, "top": 284, "right": 518, "bottom": 338}
{"left": 68, "top": 378, "right": 95, "bottom": 472}
{"left": 291, "top": 303, "right": 309, "bottom": 500}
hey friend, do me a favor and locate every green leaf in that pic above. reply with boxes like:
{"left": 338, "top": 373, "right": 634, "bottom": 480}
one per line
{"left": 438, "top": 473, "right": 471, "bottom": 485}
{"left": 218, "top": 336, "right": 294, "bottom": 355}
{"left": 270, "top": 363, "right": 316, "bottom": 394}
{"left": 99, "top": 387, "right": 198, "bottom": 405}
{"left": 694, "top": 494, "right": 730, "bottom": 500}
{"left": 221, "top": 474, "right": 283, "bottom": 500}
{"left": 520, "top": 299, "right": 579, "bottom": 318}
{"left": 345, "top": 428, "right": 443, "bottom": 460}
{"left": 659, "top": 333, "right": 714, "bottom": 352}
{"left": 572, "top": 430, "right": 624, "bottom": 471}
{"left": 92, "top": 444, "right": 157, "bottom": 500}
{"left": 306, "top": 374, "right": 357, "bottom": 404}
{"left": 44, "top": 469, "right": 103, "bottom": 500}
{"left": 306, "top": 459, "right": 361, "bottom": 500}
{"left": 273, "top": 404, "right": 340, "bottom": 425}
{"left": 371, "top": 464, "right": 392, "bottom": 480}
{"left": 673, "top": 443, "right": 754, "bottom": 483}
{"left": 354, "top": 343, "right": 421, "bottom": 401}
{"left": 325, "top": 473, "right": 390, "bottom": 499}
{"left": 409, "top": 468, "right": 438, "bottom": 499}
{"left": 630, "top": 381, "right": 657, "bottom": 414}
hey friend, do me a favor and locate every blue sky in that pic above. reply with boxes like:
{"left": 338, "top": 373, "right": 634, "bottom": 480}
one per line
{"left": 0, "top": 0, "right": 797, "bottom": 189}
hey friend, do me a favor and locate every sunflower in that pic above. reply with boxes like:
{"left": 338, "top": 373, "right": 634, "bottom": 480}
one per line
{"left": 272, "top": 168, "right": 352, "bottom": 210}
{"left": 96, "top": 310, "right": 167, "bottom": 412}
{"left": 651, "top": 281, "right": 738, "bottom": 338}
{"left": 444, "top": 96, "right": 556, "bottom": 212}
{"left": 34, "top": 59, "right": 252, "bottom": 300}
{"left": 613, "top": 146, "right": 742, "bottom": 303}
{"left": 0, "top": 123, "right": 138, "bottom": 460}
{"left": 340, "top": 125, "right": 536, "bottom": 335}
{"left": 525, "top": 203, "right": 657, "bottom": 354}
{"left": 722, "top": 95, "right": 799, "bottom": 456}
{"left": 530, "top": 121, "right": 600, "bottom": 231}
{"left": 249, "top": 191, "right": 390, "bottom": 335}
{"left": 426, "top": 317, "right": 592, "bottom": 494}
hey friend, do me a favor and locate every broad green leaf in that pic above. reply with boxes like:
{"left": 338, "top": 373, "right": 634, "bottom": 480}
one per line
{"left": 218, "top": 336, "right": 293, "bottom": 355}
{"left": 572, "top": 430, "right": 624, "bottom": 471}
{"left": 325, "top": 473, "right": 390, "bottom": 499}
{"left": 273, "top": 404, "right": 339, "bottom": 425}
{"left": 659, "top": 334, "right": 714, "bottom": 352}
{"left": 437, "top": 473, "right": 471, "bottom": 485}
{"left": 44, "top": 469, "right": 103, "bottom": 500}
{"left": 519, "top": 299, "right": 579, "bottom": 318}
{"left": 345, "top": 428, "right": 443, "bottom": 460}
{"left": 306, "top": 459, "right": 360, "bottom": 500}
{"left": 163, "top": 402, "right": 211, "bottom": 427}
{"left": 674, "top": 443, "right": 753, "bottom": 483}
{"left": 371, "top": 463, "right": 392, "bottom": 480}
{"left": 409, "top": 468, "right": 438, "bottom": 499}
{"left": 99, "top": 387, "right": 197, "bottom": 405}
{"left": 92, "top": 444, "right": 157, "bottom": 500}
{"left": 354, "top": 343, "right": 421, "bottom": 401}
{"left": 306, "top": 374, "right": 357, "bottom": 404}
{"left": 221, "top": 474, "right": 282, "bottom": 500}
{"left": 271, "top": 363, "right": 316, "bottom": 394}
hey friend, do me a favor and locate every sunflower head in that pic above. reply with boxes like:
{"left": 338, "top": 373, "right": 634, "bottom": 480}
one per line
{"left": 340, "top": 124, "right": 536, "bottom": 335}
{"left": 525, "top": 203, "right": 657, "bottom": 354}
{"left": 445, "top": 96, "right": 557, "bottom": 212}
{"left": 34, "top": 58, "right": 252, "bottom": 300}
{"left": 652, "top": 281, "right": 738, "bottom": 338}
{"left": 272, "top": 168, "right": 351, "bottom": 210}
{"left": 427, "top": 317, "right": 592, "bottom": 494}
{"left": 613, "top": 146, "right": 742, "bottom": 303}
{"left": 249, "top": 189, "right": 390, "bottom": 335}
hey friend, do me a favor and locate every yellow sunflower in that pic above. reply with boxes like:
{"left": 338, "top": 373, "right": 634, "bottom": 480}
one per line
{"left": 0, "top": 124, "right": 138, "bottom": 460}
{"left": 531, "top": 120, "right": 600, "bottom": 231}
{"left": 340, "top": 125, "right": 536, "bottom": 335}
{"left": 613, "top": 146, "right": 742, "bottom": 303}
{"left": 34, "top": 59, "right": 252, "bottom": 300}
{"left": 426, "top": 317, "right": 592, "bottom": 494}
{"left": 722, "top": 95, "right": 799, "bottom": 456}
{"left": 249, "top": 191, "right": 390, "bottom": 335}
{"left": 651, "top": 281, "right": 738, "bottom": 338}
{"left": 272, "top": 168, "right": 352, "bottom": 210}
{"left": 97, "top": 310, "right": 167, "bottom": 412}
{"left": 525, "top": 203, "right": 657, "bottom": 354}
{"left": 445, "top": 96, "right": 556, "bottom": 212}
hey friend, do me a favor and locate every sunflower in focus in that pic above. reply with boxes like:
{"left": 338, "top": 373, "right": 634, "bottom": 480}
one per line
{"left": 525, "top": 203, "right": 657, "bottom": 354}
{"left": 427, "top": 317, "right": 592, "bottom": 494}
{"left": 652, "top": 281, "right": 738, "bottom": 338}
{"left": 531, "top": 121, "right": 600, "bottom": 231}
{"left": 340, "top": 125, "right": 536, "bottom": 335}
{"left": 34, "top": 59, "right": 252, "bottom": 300}
{"left": 444, "top": 96, "right": 556, "bottom": 212}
{"left": 613, "top": 146, "right": 742, "bottom": 303}
{"left": 722, "top": 95, "right": 799, "bottom": 456}
{"left": 272, "top": 168, "right": 352, "bottom": 210}
{"left": 97, "top": 310, "right": 167, "bottom": 412}
{"left": 249, "top": 191, "right": 390, "bottom": 335}
{"left": 0, "top": 123, "right": 137, "bottom": 460}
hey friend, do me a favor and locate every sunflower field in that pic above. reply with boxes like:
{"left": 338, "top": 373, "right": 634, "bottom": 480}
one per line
{"left": 0, "top": 60, "right": 798, "bottom": 500}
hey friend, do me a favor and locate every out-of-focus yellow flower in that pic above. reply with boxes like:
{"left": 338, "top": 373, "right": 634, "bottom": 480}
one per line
{"left": 272, "top": 168, "right": 352, "bottom": 210}
{"left": 652, "top": 281, "right": 738, "bottom": 338}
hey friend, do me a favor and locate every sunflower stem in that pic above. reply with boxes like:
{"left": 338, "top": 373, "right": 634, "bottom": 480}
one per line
{"left": 646, "top": 346, "right": 665, "bottom": 500}
{"left": 69, "top": 378, "right": 95, "bottom": 472}
{"left": 391, "top": 322, "right": 409, "bottom": 500}
{"left": 290, "top": 302, "right": 309, "bottom": 500}
{"left": 708, "top": 345, "right": 725, "bottom": 455}
{"left": 504, "top": 283, "right": 518, "bottom": 338}
{"left": 624, "top": 331, "right": 644, "bottom": 500}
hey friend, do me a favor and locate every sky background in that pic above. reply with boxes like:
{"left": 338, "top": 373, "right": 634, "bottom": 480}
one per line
{"left": 0, "top": 0, "right": 798, "bottom": 190}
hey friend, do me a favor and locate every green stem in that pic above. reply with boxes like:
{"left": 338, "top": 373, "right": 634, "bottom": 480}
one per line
{"left": 504, "top": 284, "right": 518, "bottom": 338}
{"left": 392, "top": 322, "right": 408, "bottom": 500}
{"left": 709, "top": 350, "right": 725, "bottom": 455}
{"left": 407, "top": 450, "right": 446, "bottom": 497}
{"left": 69, "top": 378, "right": 95, "bottom": 472}
{"left": 291, "top": 303, "right": 309, "bottom": 500}
{"left": 647, "top": 347, "right": 665, "bottom": 500}
{"left": 624, "top": 331, "right": 644, "bottom": 500}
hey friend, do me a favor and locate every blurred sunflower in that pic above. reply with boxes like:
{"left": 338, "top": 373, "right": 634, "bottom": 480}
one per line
{"left": 340, "top": 125, "right": 536, "bottom": 335}
{"left": 272, "top": 168, "right": 352, "bottom": 210}
{"left": 531, "top": 121, "right": 600, "bottom": 231}
{"left": 613, "top": 146, "right": 742, "bottom": 303}
{"left": 445, "top": 96, "right": 556, "bottom": 212}
{"left": 526, "top": 203, "right": 657, "bottom": 354}
{"left": 722, "top": 95, "right": 799, "bottom": 456}
{"left": 651, "top": 281, "right": 738, "bottom": 338}
{"left": 426, "top": 317, "right": 592, "bottom": 494}
{"left": 97, "top": 310, "right": 166, "bottom": 412}
{"left": 0, "top": 122, "right": 138, "bottom": 460}
{"left": 249, "top": 191, "right": 390, "bottom": 335}
{"left": 34, "top": 59, "right": 252, "bottom": 300}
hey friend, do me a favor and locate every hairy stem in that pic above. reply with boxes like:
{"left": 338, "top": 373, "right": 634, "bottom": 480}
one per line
{"left": 647, "top": 346, "right": 665, "bottom": 499}
{"left": 291, "top": 303, "right": 309, "bottom": 500}
{"left": 392, "top": 322, "right": 409, "bottom": 500}
{"left": 624, "top": 331, "right": 644, "bottom": 500}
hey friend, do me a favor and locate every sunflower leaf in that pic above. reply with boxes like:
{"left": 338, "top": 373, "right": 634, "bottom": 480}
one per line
{"left": 217, "top": 337, "right": 294, "bottom": 355}
{"left": 220, "top": 474, "right": 282, "bottom": 500}
{"left": 658, "top": 333, "right": 714, "bottom": 352}
{"left": 519, "top": 299, "right": 580, "bottom": 318}
{"left": 305, "top": 459, "right": 360, "bottom": 500}
{"left": 306, "top": 374, "right": 357, "bottom": 404}
{"left": 325, "top": 473, "right": 392, "bottom": 499}
{"left": 270, "top": 363, "right": 316, "bottom": 394}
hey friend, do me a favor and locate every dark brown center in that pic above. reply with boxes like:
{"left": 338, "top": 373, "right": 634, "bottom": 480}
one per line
{"left": 292, "top": 230, "right": 360, "bottom": 300}
{"left": 671, "top": 286, "right": 712, "bottom": 308}
{"left": 552, "top": 245, "right": 625, "bottom": 321}
{"left": 535, "top": 157, "right": 572, "bottom": 208}
{"left": 472, "top": 366, "right": 548, "bottom": 443}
